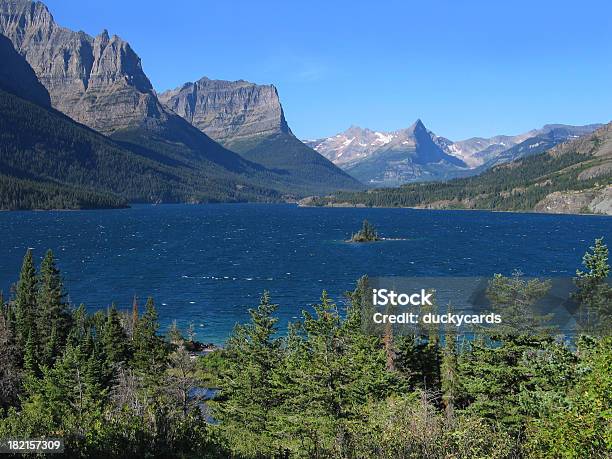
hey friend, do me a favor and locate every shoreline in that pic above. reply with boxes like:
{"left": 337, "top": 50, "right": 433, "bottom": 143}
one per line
{"left": 1, "top": 200, "right": 610, "bottom": 217}
{"left": 297, "top": 202, "right": 612, "bottom": 217}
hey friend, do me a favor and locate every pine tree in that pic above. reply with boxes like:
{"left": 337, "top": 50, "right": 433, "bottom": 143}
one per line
{"left": 166, "top": 345, "right": 198, "bottom": 418}
{"left": 0, "top": 310, "right": 21, "bottom": 409}
{"left": 486, "top": 271, "right": 552, "bottom": 337}
{"left": 37, "top": 250, "right": 71, "bottom": 365}
{"left": 574, "top": 238, "right": 612, "bottom": 334}
{"left": 131, "top": 298, "right": 167, "bottom": 373}
{"left": 440, "top": 315, "right": 458, "bottom": 422}
{"left": 69, "top": 304, "right": 88, "bottom": 346}
{"left": 14, "top": 249, "right": 37, "bottom": 348}
{"left": 351, "top": 220, "right": 380, "bottom": 242}
{"left": 23, "top": 328, "right": 38, "bottom": 377}
{"left": 37, "top": 342, "right": 106, "bottom": 437}
{"left": 167, "top": 320, "right": 183, "bottom": 345}
{"left": 129, "top": 295, "right": 139, "bottom": 338}
{"left": 215, "top": 291, "right": 283, "bottom": 455}
{"left": 101, "top": 303, "right": 129, "bottom": 368}
{"left": 42, "top": 323, "right": 59, "bottom": 368}
{"left": 576, "top": 237, "right": 610, "bottom": 279}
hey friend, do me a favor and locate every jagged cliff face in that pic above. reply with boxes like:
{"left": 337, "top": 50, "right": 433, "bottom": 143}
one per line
{"left": 0, "top": 0, "right": 166, "bottom": 134}
{"left": 159, "top": 78, "right": 291, "bottom": 148}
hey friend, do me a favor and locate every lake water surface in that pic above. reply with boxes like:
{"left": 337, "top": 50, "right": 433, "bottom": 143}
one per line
{"left": 1, "top": 204, "right": 610, "bottom": 343}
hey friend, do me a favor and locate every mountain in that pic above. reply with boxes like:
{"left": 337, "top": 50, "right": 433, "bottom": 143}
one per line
{"left": 306, "top": 120, "right": 469, "bottom": 186}
{"left": 0, "top": 31, "right": 288, "bottom": 209}
{"left": 432, "top": 133, "right": 535, "bottom": 168}
{"left": 475, "top": 124, "right": 604, "bottom": 169}
{"left": 0, "top": 33, "right": 50, "bottom": 107}
{"left": 159, "top": 77, "right": 363, "bottom": 193}
{"left": 0, "top": 0, "right": 160, "bottom": 134}
{"left": 309, "top": 122, "right": 602, "bottom": 185}
{"left": 305, "top": 122, "right": 612, "bottom": 215}
{"left": 159, "top": 78, "right": 291, "bottom": 149}
{"left": 0, "top": 1, "right": 252, "bottom": 171}
{"left": 0, "top": 33, "right": 127, "bottom": 210}
{"left": 0, "top": 0, "right": 360, "bottom": 197}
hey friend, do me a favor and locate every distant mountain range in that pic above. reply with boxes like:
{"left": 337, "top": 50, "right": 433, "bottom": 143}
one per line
{"left": 303, "top": 122, "right": 612, "bottom": 215}
{"left": 0, "top": 0, "right": 361, "bottom": 209}
{"left": 0, "top": 0, "right": 608, "bottom": 213}
{"left": 306, "top": 120, "right": 468, "bottom": 185}
{"left": 307, "top": 121, "right": 603, "bottom": 186}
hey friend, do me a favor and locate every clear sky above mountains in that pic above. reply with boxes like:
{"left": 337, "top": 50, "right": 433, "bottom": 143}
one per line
{"left": 45, "top": 0, "right": 612, "bottom": 140}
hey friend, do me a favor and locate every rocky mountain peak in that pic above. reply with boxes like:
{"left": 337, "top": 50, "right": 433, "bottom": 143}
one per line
{"left": 342, "top": 125, "right": 370, "bottom": 137}
{"left": 159, "top": 77, "right": 291, "bottom": 146}
{"left": 0, "top": 0, "right": 159, "bottom": 134}
{"left": 410, "top": 118, "right": 425, "bottom": 131}
{"left": 305, "top": 119, "right": 470, "bottom": 184}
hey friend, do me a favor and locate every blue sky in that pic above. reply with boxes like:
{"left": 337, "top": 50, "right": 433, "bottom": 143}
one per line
{"left": 46, "top": 0, "right": 612, "bottom": 140}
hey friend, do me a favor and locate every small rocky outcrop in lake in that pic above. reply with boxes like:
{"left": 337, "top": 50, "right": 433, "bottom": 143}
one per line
{"left": 349, "top": 220, "right": 380, "bottom": 242}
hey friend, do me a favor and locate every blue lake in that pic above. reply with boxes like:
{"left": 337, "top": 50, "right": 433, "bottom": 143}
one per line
{"left": 1, "top": 204, "right": 610, "bottom": 344}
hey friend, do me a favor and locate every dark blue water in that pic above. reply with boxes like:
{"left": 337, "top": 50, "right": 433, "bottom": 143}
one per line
{"left": 1, "top": 204, "right": 610, "bottom": 344}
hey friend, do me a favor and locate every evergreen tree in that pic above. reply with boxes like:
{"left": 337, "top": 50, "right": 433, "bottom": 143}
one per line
{"left": 167, "top": 319, "right": 183, "bottom": 345}
{"left": 23, "top": 328, "right": 38, "bottom": 377}
{"left": 441, "top": 313, "right": 459, "bottom": 421}
{"left": 286, "top": 290, "right": 397, "bottom": 456}
{"left": 131, "top": 298, "right": 167, "bottom": 374}
{"left": 166, "top": 346, "right": 198, "bottom": 418}
{"left": 101, "top": 304, "right": 130, "bottom": 368}
{"left": 34, "top": 342, "right": 106, "bottom": 439}
{"left": 14, "top": 249, "right": 37, "bottom": 348}
{"left": 574, "top": 238, "right": 612, "bottom": 334}
{"left": 42, "top": 324, "right": 59, "bottom": 368}
{"left": 525, "top": 336, "right": 611, "bottom": 458}
{"left": 0, "top": 309, "right": 21, "bottom": 410}
{"left": 215, "top": 291, "right": 283, "bottom": 456}
{"left": 351, "top": 219, "right": 380, "bottom": 242}
{"left": 36, "top": 250, "right": 72, "bottom": 365}
{"left": 486, "top": 272, "right": 553, "bottom": 337}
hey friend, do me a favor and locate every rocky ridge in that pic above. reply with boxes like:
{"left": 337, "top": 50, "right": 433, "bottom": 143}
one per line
{"left": 0, "top": 0, "right": 168, "bottom": 134}
{"left": 159, "top": 77, "right": 291, "bottom": 149}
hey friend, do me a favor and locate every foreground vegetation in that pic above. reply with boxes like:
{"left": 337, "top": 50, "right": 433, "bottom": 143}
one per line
{"left": 0, "top": 240, "right": 610, "bottom": 457}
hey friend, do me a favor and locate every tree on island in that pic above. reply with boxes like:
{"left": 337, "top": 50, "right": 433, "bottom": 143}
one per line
{"left": 350, "top": 219, "right": 381, "bottom": 242}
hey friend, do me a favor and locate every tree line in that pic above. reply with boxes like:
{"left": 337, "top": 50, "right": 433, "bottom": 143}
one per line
{"left": 0, "top": 241, "right": 610, "bottom": 457}
{"left": 0, "top": 88, "right": 284, "bottom": 210}
{"left": 311, "top": 143, "right": 611, "bottom": 211}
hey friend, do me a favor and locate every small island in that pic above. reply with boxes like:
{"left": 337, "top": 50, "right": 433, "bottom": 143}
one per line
{"left": 349, "top": 219, "right": 381, "bottom": 242}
